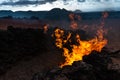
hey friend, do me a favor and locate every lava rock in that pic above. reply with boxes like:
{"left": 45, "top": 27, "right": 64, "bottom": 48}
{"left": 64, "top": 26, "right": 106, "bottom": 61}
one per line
{"left": 83, "top": 50, "right": 112, "bottom": 70}
{"left": 32, "top": 49, "right": 120, "bottom": 80}
{"left": 32, "top": 61, "right": 95, "bottom": 80}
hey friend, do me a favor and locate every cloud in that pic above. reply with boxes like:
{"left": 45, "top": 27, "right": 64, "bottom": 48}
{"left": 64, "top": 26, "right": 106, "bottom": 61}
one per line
{"left": 0, "top": 0, "right": 57, "bottom": 6}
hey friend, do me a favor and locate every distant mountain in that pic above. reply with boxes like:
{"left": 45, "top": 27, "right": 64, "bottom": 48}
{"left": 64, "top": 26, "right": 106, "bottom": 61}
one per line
{"left": 0, "top": 10, "right": 47, "bottom": 19}
{"left": 45, "top": 8, "right": 72, "bottom": 20}
{"left": 74, "top": 10, "right": 82, "bottom": 13}
{"left": 0, "top": 8, "right": 120, "bottom": 20}
{"left": 0, "top": 10, "right": 13, "bottom": 17}
{"left": 0, "top": 8, "right": 72, "bottom": 20}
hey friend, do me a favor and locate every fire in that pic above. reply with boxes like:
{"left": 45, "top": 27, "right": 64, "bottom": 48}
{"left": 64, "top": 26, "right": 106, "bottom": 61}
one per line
{"left": 70, "top": 21, "right": 78, "bottom": 30}
{"left": 53, "top": 28, "right": 107, "bottom": 68}
{"left": 43, "top": 24, "right": 49, "bottom": 34}
{"left": 61, "top": 28, "right": 107, "bottom": 67}
{"left": 53, "top": 28, "right": 71, "bottom": 48}
{"left": 69, "top": 13, "right": 81, "bottom": 30}
{"left": 53, "top": 12, "right": 108, "bottom": 68}
{"left": 69, "top": 13, "right": 75, "bottom": 20}
{"left": 101, "top": 12, "right": 108, "bottom": 27}
{"left": 102, "top": 12, "right": 108, "bottom": 19}
{"left": 54, "top": 28, "right": 64, "bottom": 48}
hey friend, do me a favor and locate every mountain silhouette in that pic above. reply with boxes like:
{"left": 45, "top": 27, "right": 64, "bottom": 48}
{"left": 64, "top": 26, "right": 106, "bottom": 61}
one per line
{"left": 0, "top": 8, "right": 120, "bottom": 20}
{"left": 0, "top": 8, "right": 72, "bottom": 20}
{"left": 45, "top": 8, "right": 72, "bottom": 20}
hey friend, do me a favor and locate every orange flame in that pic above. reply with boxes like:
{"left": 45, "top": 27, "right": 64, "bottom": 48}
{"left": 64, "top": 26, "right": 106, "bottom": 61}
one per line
{"left": 53, "top": 12, "right": 108, "bottom": 68}
{"left": 53, "top": 28, "right": 71, "bottom": 49}
{"left": 75, "top": 15, "right": 81, "bottom": 21}
{"left": 70, "top": 21, "right": 78, "bottom": 30}
{"left": 69, "top": 13, "right": 81, "bottom": 30}
{"left": 54, "top": 28, "right": 64, "bottom": 48}
{"left": 53, "top": 28, "right": 107, "bottom": 68}
{"left": 102, "top": 12, "right": 108, "bottom": 19}
{"left": 43, "top": 24, "right": 49, "bottom": 34}
{"left": 101, "top": 12, "right": 108, "bottom": 27}
{"left": 69, "top": 13, "right": 75, "bottom": 21}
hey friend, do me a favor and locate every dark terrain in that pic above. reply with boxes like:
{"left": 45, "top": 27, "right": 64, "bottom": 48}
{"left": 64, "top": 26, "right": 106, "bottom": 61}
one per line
{"left": 0, "top": 9, "right": 119, "bottom": 80}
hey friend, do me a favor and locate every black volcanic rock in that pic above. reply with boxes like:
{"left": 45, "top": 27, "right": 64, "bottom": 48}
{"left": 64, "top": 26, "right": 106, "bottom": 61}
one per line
{"left": 32, "top": 61, "right": 95, "bottom": 80}
{"left": 0, "top": 27, "right": 55, "bottom": 75}
{"left": 83, "top": 50, "right": 112, "bottom": 70}
{"left": 32, "top": 49, "right": 120, "bottom": 80}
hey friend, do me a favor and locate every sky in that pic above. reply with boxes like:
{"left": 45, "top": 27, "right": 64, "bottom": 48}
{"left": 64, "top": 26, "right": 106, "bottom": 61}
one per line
{"left": 0, "top": 0, "right": 120, "bottom": 12}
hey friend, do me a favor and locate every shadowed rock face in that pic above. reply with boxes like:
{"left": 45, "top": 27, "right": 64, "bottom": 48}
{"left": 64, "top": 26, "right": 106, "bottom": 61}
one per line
{"left": 32, "top": 49, "right": 120, "bottom": 80}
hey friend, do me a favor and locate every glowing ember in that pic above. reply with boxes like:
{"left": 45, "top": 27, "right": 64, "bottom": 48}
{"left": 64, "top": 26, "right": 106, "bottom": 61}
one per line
{"left": 53, "top": 28, "right": 107, "bottom": 68}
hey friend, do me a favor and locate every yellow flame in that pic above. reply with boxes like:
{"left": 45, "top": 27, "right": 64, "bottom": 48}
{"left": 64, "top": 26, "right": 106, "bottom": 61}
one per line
{"left": 53, "top": 28, "right": 107, "bottom": 68}
{"left": 54, "top": 28, "right": 64, "bottom": 48}
{"left": 53, "top": 28, "right": 72, "bottom": 49}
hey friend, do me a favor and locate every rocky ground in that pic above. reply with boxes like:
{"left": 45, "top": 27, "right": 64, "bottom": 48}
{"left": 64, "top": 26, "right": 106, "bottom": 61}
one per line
{"left": 0, "top": 49, "right": 119, "bottom": 80}
{"left": 0, "top": 18, "right": 119, "bottom": 80}
{"left": 31, "top": 50, "right": 120, "bottom": 80}
{"left": 0, "top": 50, "right": 63, "bottom": 80}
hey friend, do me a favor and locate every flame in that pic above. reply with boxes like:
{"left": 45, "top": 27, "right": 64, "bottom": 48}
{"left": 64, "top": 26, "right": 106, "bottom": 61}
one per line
{"left": 53, "top": 28, "right": 71, "bottom": 48}
{"left": 43, "top": 24, "right": 49, "bottom": 34}
{"left": 53, "top": 12, "right": 108, "bottom": 68}
{"left": 70, "top": 21, "right": 78, "bottom": 30}
{"left": 60, "top": 28, "right": 107, "bottom": 67}
{"left": 69, "top": 13, "right": 80, "bottom": 30}
{"left": 69, "top": 13, "right": 75, "bottom": 20}
{"left": 54, "top": 28, "right": 64, "bottom": 48}
{"left": 102, "top": 12, "right": 108, "bottom": 19}
{"left": 53, "top": 28, "right": 107, "bottom": 68}
{"left": 75, "top": 15, "right": 81, "bottom": 21}
{"left": 100, "top": 12, "right": 108, "bottom": 27}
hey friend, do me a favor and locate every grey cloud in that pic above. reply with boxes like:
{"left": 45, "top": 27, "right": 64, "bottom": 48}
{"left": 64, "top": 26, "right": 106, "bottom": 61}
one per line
{"left": 0, "top": 0, "right": 57, "bottom": 6}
